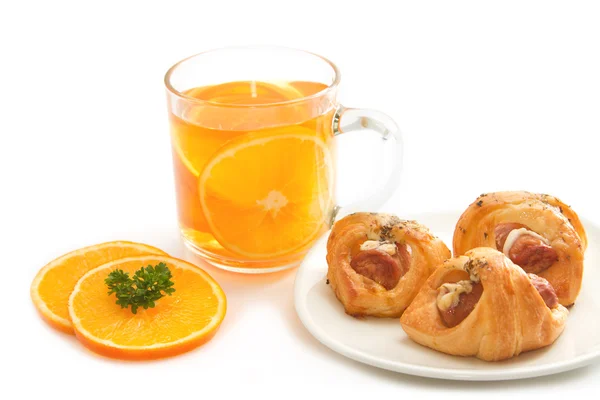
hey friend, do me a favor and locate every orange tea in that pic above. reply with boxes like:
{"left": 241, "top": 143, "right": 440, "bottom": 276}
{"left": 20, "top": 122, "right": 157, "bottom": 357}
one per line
{"left": 168, "top": 80, "right": 336, "bottom": 270}
{"left": 166, "top": 48, "right": 403, "bottom": 273}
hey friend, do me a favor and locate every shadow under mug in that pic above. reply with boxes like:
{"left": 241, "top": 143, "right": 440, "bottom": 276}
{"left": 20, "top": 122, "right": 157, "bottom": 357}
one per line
{"left": 165, "top": 46, "right": 403, "bottom": 273}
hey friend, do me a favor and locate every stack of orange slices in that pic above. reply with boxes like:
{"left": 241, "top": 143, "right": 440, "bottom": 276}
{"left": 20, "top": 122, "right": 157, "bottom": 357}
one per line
{"left": 30, "top": 241, "right": 226, "bottom": 360}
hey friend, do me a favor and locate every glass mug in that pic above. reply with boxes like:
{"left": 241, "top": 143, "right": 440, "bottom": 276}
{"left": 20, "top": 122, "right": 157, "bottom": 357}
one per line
{"left": 165, "top": 47, "right": 403, "bottom": 273}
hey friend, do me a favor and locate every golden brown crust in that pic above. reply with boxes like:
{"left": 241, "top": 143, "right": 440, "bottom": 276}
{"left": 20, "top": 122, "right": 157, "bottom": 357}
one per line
{"left": 400, "top": 247, "right": 568, "bottom": 361}
{"left": 453, "top": 191, "right": 586, "bottom": 305}
{"left": 326, "top": 213, "right": 451, "bottom": 317}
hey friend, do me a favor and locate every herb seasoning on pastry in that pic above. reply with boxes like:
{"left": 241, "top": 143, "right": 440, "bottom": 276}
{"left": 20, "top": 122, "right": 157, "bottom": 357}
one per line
{"left": 400, "top": 247, "right": 568, "bottom": 361}
{"left": 326, "top": 213, "right": 451, "bottom": 318}
{"left": 453, "top": 191, "right": 587, "bottom": 306}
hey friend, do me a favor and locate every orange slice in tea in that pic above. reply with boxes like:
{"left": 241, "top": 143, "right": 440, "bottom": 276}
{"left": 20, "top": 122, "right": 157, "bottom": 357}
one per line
{"left": 170, "top": 115, "right": 240, "bottom": 178}
{"left": 68, "top": 255, "right": 226, "bottom": 360}
{"left": 186, "top": 80, "right": 303, "bottom": 105}
{"left": 172, "top": 145, "right": 213, "bottom": 233}
{"left": 30, "top": 241, "right": 167, "bottom": 334}
{"left": 198, "top": 129, "right": 334, "bottom": 258}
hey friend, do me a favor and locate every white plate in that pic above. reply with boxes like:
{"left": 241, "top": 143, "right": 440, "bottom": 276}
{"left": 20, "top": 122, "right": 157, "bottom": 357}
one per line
{"left": 294, "top": 211, "right": 600, "bottom": 381}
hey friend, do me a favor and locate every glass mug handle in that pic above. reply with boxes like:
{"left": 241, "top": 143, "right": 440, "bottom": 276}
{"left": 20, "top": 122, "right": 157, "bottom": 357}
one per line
{"left": 331, "top": 105, "right": 404, "bottom": 222}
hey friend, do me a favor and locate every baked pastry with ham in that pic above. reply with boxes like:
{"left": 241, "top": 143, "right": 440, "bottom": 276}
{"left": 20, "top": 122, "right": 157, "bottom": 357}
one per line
{"left": 326, "top": 213, "right": 450, "bottom": 318}
{"left": 453, "top": 191, "right": 587, "bottom": 306}
{"left": 400, "top": 247, "right": 568, "bottom": 361}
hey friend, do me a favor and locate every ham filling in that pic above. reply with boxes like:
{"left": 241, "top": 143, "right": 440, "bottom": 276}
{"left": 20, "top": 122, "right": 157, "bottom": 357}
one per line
{"left": 494, "top": 223, "right": 558, "bottom": 274}
{"left": 350, "top": 241, "right": 411, "bottom": 290}
{"left": 436, "top": 266, "right": 560, "bottom": 328}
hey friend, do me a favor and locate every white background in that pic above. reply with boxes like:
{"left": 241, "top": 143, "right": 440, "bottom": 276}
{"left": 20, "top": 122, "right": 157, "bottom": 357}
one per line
{"left": 1, "top": 0, "right": 599, "bottom": 398}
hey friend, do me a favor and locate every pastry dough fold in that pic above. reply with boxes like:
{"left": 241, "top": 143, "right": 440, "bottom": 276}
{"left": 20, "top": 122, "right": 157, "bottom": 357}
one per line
{"left": 327, "top": 213, "right": 450, "bottom": 317}
{"left": 453, "top": 191, "right": 586, "bottom": 305}
{"left": 400, "top": 247, "right": 568, "bottom": 361}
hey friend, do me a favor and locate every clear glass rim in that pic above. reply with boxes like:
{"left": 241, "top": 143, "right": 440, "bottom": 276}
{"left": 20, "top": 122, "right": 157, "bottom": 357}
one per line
{"left": 164, "top": 45, "right": 341, "bottom": 108}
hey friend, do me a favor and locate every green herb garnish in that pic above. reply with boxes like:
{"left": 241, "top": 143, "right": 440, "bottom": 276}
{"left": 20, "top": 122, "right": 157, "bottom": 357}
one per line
{"left": 105, "top": 263, "right": 175, "bottom": 314}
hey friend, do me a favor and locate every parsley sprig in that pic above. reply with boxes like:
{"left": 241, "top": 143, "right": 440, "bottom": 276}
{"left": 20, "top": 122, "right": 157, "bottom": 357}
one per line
{"left": 105, "top": 263, "right": 175, "bottom": 314}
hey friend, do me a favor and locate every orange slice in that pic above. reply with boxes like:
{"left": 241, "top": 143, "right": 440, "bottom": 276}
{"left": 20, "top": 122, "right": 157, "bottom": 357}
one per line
{"left": 68, "top": 255, "right": 226, "bottom": 360}
{"left": 199, "top": 129, "right": 334, "bottom": 258}
{"left": 172, "top": 146, "right": 212, "bottom": 233}
{"left": 170, "top": 113, "right": 242, "bottom": 178}
{"left": 185, "top": 80, "right": 303, "bottom": 105}
{"left": 30, "top": 241, "right": 167, "bottom": 334}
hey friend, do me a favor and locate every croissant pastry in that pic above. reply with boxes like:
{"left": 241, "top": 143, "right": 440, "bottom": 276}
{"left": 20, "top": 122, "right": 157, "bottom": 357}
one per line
{"left": 453, "top": 191, "right": 587, "bottom": 306}
{"left": 326, "top": 213, "right": 450, "bottom": 317}
{"left": 400, "top": 247, "right": 568, "bottom": 361}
